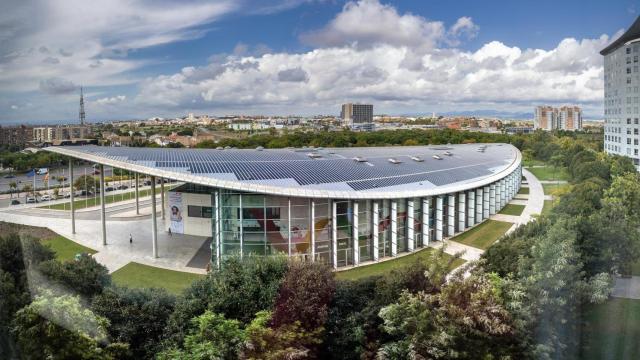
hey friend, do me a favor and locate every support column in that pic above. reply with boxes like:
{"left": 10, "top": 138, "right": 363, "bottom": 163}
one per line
{"left": 352, "top": 201, "right": 359, "bottom": 265}
{"left": 467, "top": 190, "right": 475, "bottom": 228}
{"left": 407, "top": 200, "right": 414, "bottom": 252}
{"left": 150, "top": 176, "right": 158, "bottom": 258}
{"left": 436, "top": 196, "right": 444, "bottom": 241}
{"left": 69, "top": 159, "right": 75, "bottom": 234}
{"left": 310, "top": 199, "right": 315, "bottom": 262}
{"left": 99, "top": 164, "right": 107, "bottom": 246}
{"left": 495, "top": 182, "right": 501, "bottom": 211}
{"left": 475, "top": 188, "right": 482, "bottom": 224}
{"left": 390, "top": 200, "right": 397, "bottom": 256}
{"left": 161, "top": 179, "right": 165, "bottom": 220}
{"left": 447, "top": 194, "right": 455, "bottom": 237}
{"left": 135, "top": 172, "right": 140, "bottom": 215}
{"left": 214, "top": 190, "right": 221, "bottom": 268}
{"left": 331, "top": 201, "right": 337, "bottom": 269}
{"left": 372, "top": 201, "right": 379, "bottom": 261}
{"left": 422, "top": 198, "right": 430, "bottom": 246}
{"left": 458, "top": 192, "right": 466, "bottom": 232}
{"left": 509, "top": 173, "right": 515, "bottom": 199}
{"left": 500, "top": 179, "right": 506, "bottom": 208}
{"left": 489, "top": 184, "right": 496, "bottom": 215}
{"left": 483, "top": 186, "right": 490, "bottom": 219}
{"left": 287, "top": 197, "right": 291, "bottom": 257}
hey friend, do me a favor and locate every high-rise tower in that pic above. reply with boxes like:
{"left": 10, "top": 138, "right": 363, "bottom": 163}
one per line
{"left": 79, "top": 86, "right": 86, "bottom": 125}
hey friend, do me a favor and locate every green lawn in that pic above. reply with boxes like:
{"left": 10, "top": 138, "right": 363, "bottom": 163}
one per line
{"left": 42, "top": 235, "right": 96, "bottom": 261}
{"left": 335, "top": 248, "right": 465, "bottom": 281}
{"left": 542, "top": 183, "right": 571, "bottom": 195}
{"left": 541, "top": 200, "right": 555, "bottom": 216}
{"left": 499, "top": 204, "right": 525, "bottom": 216}
{"left": 42, "top": 186, "right": 174, "bottom": 210}
{"left": 450, "top": 220, "right": 513, "bottom": 250}
{"left": 111, "top": 262, "right": 204, "bottom": 294}
{"left": 523, "top": 159, "right": 547, "bottom": 167}
{"left": 581, "top": 298, "right": 640, "bottom": 360}
{"left": 517, "top": 187, "right": 530, "bottom": 195}
{"left": 528, "top": 166, "right": 569, "bottom": 181}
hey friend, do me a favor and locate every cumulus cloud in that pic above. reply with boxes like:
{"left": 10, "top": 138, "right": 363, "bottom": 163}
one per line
{"left": 39, "top": 77, "right": 76, "bottom": 94}
{"left": 95, "top": 95, "right": 126, "bottom": 105}
{"left": 447, "top": 16, "right": 479, "bottom": 46}
{"left": 42, "top": 56, "right": 60, "bottom": 64}
{"left": 136, "top": 15, "right": 610, "bottom": 113}
{"left": 277, "top": 67, "right": 309, "bottom": 82}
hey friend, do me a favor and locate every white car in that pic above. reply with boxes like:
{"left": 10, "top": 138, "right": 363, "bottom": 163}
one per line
{"left": 41, "top": 194, "right": 51, "bottom": 201}
{"left": 26, "top": 197, "right": 37, "bottom": 203}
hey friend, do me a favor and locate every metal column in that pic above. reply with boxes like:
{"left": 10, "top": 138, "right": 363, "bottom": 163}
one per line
{"left": 483, "top": 186, "right": 490, "bottom": 219}
{"left": 310, "top": 199, "right": 315, "bottom": 262}
{"left": 467, "top": 190, "right": 475, "bottom": 228}
{"left": 475, "top": 188, "right": 483, "bottom": 224}
{"left": 407, "top": 200, "right": 414, "bottom": 252}
{"left": 214, "top": 190, "right": 221, "bottom": 268}
{"left": 69, "top": 159, "right": 75, "bottom": 234}
{"left": 161, "top": 179, "right": 165, "bottom": 220}
{"left": 99, "top": 164, "right": 107, "bottom": 246}
{"left": 500, "top": 179, "right": 506, "bottom": 208}
{"left": 331, "top": 201, "right": 337, "bottom": 269}
{"left": 372, "top": 201, "right": 379, "bottom": 261}
{"left": 390, "top": 200, "right": 397, "bottom": 256}
{"left": 458, "top": 192, "right": 466, "bottom": 232}
{"left": 436, "top": 196, "right": 444, "bottom": 241}
{"left": 489, "top": 184, "right": 496, "bottom": 215}
{"left": 352, "top": 201, "right": 359, "bottom": 265}
{"left": 422, "top": 197, "right": 430, "bottom": 246}
{"left": 150, "top": 176, "right": 158, "bottom": 258}
{"left": 447, "top": 194, "right": 455, "bottom": 237}
{"left": 287, "top": 197, "right": 291, "bottom": 257}
{"left": 135, "top": 172, "right": 140, "bottom": 215}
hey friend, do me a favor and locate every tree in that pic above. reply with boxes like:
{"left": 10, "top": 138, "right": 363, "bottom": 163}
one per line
{"left": 74, "top": 174, "right": 97, "bottom": 193}
{"left": 38, "top": 254, "right": 110, "bottom": 298}
{"left": 158, "top": 310, "right": 245, "bottom": 360}
{"left": 21, "top": 183, "right": 32, "bottom": 200}
{"left": 9, "top": 181, "right": 17, "bottom": 199}
{"left": 271, "top": 261, "right": 335, "bottom": 332}
{"left": 92, "top": 286, "right": 176, "bottom": 359}
{"left": 12, "top": 291, "right": 128, "bottom": 359}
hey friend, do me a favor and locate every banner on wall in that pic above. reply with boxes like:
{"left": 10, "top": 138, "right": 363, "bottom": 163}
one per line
{"left": 168, "top": 192, "right": 184, "bottom": 234}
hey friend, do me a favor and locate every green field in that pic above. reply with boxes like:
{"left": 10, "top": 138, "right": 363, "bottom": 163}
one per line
{"left": 450, "top": 220, "right": 513, "bottom": 250}
{"left": 541, "top": 200, "right": 555, "bottom": 216}
{"left": 41, "top": 186, "right": 174, "bottom": 210}
{"left": 499, "top": 204, "right": 525, "bottom": 216}
{"left": 335, "top": 247, "right": 465, "bottom": 281}
{"left": 528, "top": 166, "right": 569, "bottom": 181}
{"left": 580, "top": 298, "right": 640, "bottom": 360}
{"left": 111, "top": 262, "right": 204, "bottom": 294}
{"left": 517, "top": 187, "right": 530, "bottom": 195}
{"left": 542, "top": 183, "right": 571, "bottom": 195}
{"left": 42, "top": 235, "right": 96, "bottom": 261}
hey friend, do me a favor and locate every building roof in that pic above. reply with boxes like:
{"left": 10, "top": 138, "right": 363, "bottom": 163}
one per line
{"left": 601, "top": 16, "right": 640, "bottom": 56}
{"left": 44, "top": 144, "right": 520, "bottom": 199}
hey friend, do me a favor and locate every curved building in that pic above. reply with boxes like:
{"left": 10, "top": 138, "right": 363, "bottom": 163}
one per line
{"left": 46, "top": 143, "right": 522, "bottom": 269}
{"left": 602, "top": 16, "right": 640, "bottom": 168}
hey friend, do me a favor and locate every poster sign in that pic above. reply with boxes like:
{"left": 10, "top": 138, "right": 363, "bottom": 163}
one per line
{"left": 168, "top": 192, "right": 184, "bottom": 234}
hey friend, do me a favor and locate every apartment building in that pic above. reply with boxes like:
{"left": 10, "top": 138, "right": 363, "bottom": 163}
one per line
{"left": 341, "top": 103, "right": 374, "bottom": 131}
{"left": 533, "top": 105, "right": 582, "bottom": 131}
{"left": 33, "top": 125, "right": 92, "bottom": 142}
{"left": 0, "top": 125, "right": 33, "bottom": 149}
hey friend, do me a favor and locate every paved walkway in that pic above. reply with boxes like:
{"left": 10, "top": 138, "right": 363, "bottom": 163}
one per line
{"left": 612, "top": 276, "right": 640, "bottom": 300}
{"left": 539, "top": 180, "right": 568, "bottom": 184}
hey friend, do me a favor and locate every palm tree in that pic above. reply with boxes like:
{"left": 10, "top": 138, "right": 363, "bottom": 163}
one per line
{"left": 9, "top": 181, "right": 17, "bottom": 199}
{"left": 22, "top": 183, "right": 32, "bottom": 201}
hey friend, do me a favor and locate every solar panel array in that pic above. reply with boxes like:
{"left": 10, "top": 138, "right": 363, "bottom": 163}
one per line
{"left": 60, "top": 144, "right": 515, "bottom": 191}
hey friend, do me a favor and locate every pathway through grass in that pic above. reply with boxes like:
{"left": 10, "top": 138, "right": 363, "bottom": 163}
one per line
{"left": 499, "top": 204, "right": 525, "bottom": 216}
{"left": 450, "top": 220, "right": 512, "bottom": 250}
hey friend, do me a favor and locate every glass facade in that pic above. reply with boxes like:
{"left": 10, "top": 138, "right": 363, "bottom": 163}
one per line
{"left": 203, "top": 165, "right": 522, "bottom": 268}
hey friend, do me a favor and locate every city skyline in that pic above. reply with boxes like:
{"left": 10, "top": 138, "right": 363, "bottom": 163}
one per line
{"left": 0, "top": 0, "right": 637, "bottom": 124}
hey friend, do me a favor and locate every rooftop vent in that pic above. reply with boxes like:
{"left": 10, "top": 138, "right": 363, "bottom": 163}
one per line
{"left": 308, "top": 152, "right": 322, "bottom": 159}
{"left": 216, "top": 146, "right": 223, "bottom": 150}
{"left": 224, "top": 146, "right": 231, "bottom": 150}
{"left": 411, "top": 156, "right": 424, "bottom": 162}
{"left": 353, "top": 156, "right": 367, "bottom": 162}
{"left": 432, "top": 155, "right": 442, "bottom": 160}
{"left": 388, "top": 158, "right": 402, "bottom": 164}
{"left": 256, "top": 146, "right": 264, "bottom": 151}
{"left": 443, "top": 151, "right": 453, "bottom": 156}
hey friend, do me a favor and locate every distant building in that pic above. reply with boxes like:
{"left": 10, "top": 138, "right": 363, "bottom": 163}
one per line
{"left": 341, "top": 103, "right": 374, "bottom": 131}
{"left": 533, "top": 105, "right": 582, "bottom": 131}
{"left": 601, "top": 15, "right": 640, "bottom": 167}
{"left": 33, "top": 125, "right": 92, "bottom": 142}
{"left": 0, "top": 125, "right": 32, "bottom": 149}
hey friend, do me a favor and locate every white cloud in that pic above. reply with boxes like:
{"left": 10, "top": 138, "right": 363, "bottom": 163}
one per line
{"left": 10, "top": 105, "right": 18, "bottom": 110}
{"left": 95, "top": 95, "right": 126, "bottom": 105}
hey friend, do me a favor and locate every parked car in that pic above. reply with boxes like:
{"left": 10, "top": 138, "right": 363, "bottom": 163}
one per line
{"left": 3, "top": 174, "right": 15, "bottom": 178}
{"left": 105, "top": 186, "right": 115, "bottom": 192}
{"left": 116, "top": 184, "right": 129, "bottom": 190}
{"left": 143, "top": 180, "right": 152, "bottom": 186}
{"left": 26, "top": 197, "right": 37, "bottom": 204}
{"left": 11, "top": 199, "right": 20, "bottom": 205}
{"left": 63, "top": 192, "right": 71, "bottom": 198}
{"left": 41, "top": 194, "right": 51, "bottom": 201}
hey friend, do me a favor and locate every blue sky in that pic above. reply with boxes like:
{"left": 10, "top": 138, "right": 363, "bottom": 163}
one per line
{"left": 0, "top": 0, "right": 638, "bottom": 124}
